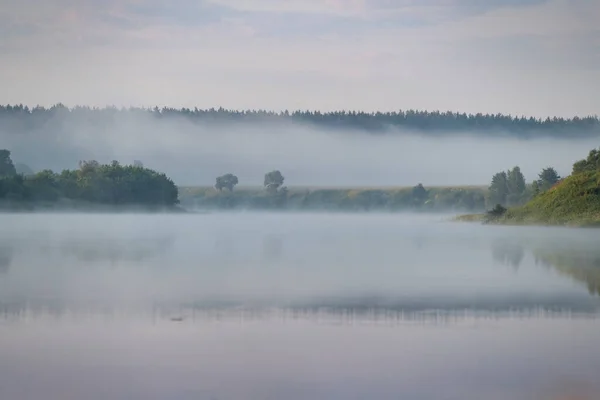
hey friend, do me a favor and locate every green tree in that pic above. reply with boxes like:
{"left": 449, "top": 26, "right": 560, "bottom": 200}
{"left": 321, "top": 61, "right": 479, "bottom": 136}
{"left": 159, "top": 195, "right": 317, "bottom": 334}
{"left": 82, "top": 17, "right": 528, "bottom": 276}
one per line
{"left": 572, "top": 149, "right": 600, "bottom": 174}
{"left": 537, "top": 167, "right": 560, "bottom": 191}
{"left": 0, "top": 150, "right": 17, "bottom": 177}
{"left": 1, "top": 159, "right": 179, "bottom": 208}
{"left": 0, "top": 174, "right": 28, "bottom": 202}
{"left": 25, "top": 170, "right": 61, "bottom": 201}
{"left": 411, "top": 183, "right": 429, "bottom": 206}
{"left": 264, "top": 170, "right": 284, "bottom": 193}
{"left": 531, "top": 180, "right": 540, "bottom": 197}
{"left": 507, "top": 166, "right": 526, "bottom": 195}
{"left": 488, "top": 171, "right": 508, "bottom": 206}
{"left": 506, "top": 166, "right": 526, "bottom": 205}
{"left": 215, "top": 173, "right": 239, "bottom": 191}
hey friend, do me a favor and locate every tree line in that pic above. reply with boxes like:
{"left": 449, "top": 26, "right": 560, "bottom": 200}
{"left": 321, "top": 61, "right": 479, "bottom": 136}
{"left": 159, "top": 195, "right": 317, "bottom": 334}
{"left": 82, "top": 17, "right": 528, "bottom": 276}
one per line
{"left": 486, "top": 145, "right": 600, "bottom": 210}
{"left": 181, "top": 171, "right": 486, "bottom": 212}
{"left": 1, "top": 104, "right": 599, "bottom": 137}
{"left": 0, "top": 150, "right": 178, "bottom": 209}
{"left": 483, "top": 147, "right": 600, "bottom": 224}
{"left": 485, "top": 146, "right": 600, "bottom": 212}
{"left": 487, "top": 165, "right": 561, "bottom": 208}
{"left": 207, "top": 166, "right": 560, "bottom": 212}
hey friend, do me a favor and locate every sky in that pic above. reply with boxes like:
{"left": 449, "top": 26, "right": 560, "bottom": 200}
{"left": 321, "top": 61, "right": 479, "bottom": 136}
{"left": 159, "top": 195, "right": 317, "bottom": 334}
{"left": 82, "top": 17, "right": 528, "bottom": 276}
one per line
{"left": 0, "top": 0, "right": 599, "bottom": 117}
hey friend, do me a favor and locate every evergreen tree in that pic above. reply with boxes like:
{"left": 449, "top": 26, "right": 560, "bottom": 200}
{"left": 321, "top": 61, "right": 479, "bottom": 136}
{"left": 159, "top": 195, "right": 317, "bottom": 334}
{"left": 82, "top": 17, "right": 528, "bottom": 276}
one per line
{"left": 488, "top": 171, "right": 508, "bottom": 207}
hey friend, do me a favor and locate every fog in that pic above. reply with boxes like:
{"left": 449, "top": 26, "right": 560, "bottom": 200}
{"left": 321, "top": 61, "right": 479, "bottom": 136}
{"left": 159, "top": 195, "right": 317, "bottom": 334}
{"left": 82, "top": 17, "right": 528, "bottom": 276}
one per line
{"left": 1, "top": 213, "right": 599, "bottom": 314}
{"left": 2, "top": 213, "right": 600, "bottom": 400}
{"left": 2, "top": 112, "right": 597, "bottom": 186}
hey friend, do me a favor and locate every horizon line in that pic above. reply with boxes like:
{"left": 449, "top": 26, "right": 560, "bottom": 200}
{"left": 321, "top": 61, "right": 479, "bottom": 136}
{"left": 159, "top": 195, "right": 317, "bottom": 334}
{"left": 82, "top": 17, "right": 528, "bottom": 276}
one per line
{"left": 1, "top": 103, "right": 598, "bottom": 121}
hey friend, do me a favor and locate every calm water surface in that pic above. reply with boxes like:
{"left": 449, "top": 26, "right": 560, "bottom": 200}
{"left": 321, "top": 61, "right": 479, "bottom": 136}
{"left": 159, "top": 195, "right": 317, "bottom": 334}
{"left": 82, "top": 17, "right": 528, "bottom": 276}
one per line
{"left": 1, "top": 213, "right": 599, "bottom": 400}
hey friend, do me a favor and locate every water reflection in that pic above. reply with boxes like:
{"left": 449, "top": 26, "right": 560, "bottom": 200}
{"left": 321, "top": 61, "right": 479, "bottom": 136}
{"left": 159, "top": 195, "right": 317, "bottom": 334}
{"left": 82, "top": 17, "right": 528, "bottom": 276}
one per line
{"left": 1, "top": 215, "right": 600, "bottom": 400}
{"left": 0, "top": 244, "right": 12, "bottom": 274}
{"left": 491, "top": 239, "right": 524, "bottom": 270}
{"left": 0, "top": 306, "right": 599, "bottom": 400}
{"left": 262, "top": 235, "right": 283, "bottom": 262}
{"left": 490, "top": 234, "right": 600, "bottom": 297}
{"left": 1, "top": 214, "right": 600, "bottom": 316}
{"left": 534, "top": 247, "right": 600, "bottom": 297}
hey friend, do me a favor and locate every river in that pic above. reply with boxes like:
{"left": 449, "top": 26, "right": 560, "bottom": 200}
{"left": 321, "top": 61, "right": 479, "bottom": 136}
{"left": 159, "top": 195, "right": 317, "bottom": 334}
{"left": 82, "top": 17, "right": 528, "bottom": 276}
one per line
{"left": 1, "top": 213, "right": 599, "bottom": 400}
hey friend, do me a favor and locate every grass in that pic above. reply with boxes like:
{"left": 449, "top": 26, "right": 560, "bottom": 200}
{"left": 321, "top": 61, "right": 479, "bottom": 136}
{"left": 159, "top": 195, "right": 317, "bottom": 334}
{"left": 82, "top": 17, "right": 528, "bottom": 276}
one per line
{"left": 178, "top": 185, "right": 487, "bottom": 197}
{"left": 452, "top": 213, "right": 485, "bottom": 223}
{"left": 489, "top": 170, "right": 600, "bottom": 227}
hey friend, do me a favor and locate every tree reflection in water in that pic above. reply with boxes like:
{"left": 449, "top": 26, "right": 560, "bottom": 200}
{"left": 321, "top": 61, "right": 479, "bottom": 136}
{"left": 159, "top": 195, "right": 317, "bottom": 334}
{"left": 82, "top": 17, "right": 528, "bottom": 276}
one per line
{"left": 492, "top": 235, "right": 600, "bottom": 297}
{"left": 0, "top": 244, "right": 13, "bottom": 274}
{"left": 491, "top": 239, "right": 525, "bottom": 270}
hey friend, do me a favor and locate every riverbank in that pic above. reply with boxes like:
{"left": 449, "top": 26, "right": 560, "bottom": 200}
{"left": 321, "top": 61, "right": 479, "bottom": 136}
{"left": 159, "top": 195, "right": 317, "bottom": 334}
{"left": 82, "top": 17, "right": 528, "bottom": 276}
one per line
{"left": 454, "top": 169, "right": 600, "bottom": 228}
{"left": 178, "top": 185, "right": 488, "bottom": 212}
{"left": 0, "top": 200, "right": 187, "bottom": 213}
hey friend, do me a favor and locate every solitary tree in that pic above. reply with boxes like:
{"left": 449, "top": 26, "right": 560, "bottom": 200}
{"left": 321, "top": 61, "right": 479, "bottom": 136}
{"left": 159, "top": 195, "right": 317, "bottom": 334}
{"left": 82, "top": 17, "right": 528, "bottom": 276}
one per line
{"left": 537, "top": 167, "right": 560, "bottom": 191}
{"left": 412, "top": 183, "right": 429, "bottom": 205}
{"left": 215, "top": 173, "right": 239, "bottom": 191}
{"left": 0, "top": 149, "right": 17, "bottom": 177}
{"left": 264, "top": 170, "right": 284, "bottom": 193}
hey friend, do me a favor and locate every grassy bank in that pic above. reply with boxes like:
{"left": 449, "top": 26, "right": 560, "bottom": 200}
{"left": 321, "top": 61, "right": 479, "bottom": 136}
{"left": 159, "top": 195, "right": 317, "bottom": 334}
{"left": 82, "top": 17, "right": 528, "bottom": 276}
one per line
{"left": 489, "top": 170, "right": 600, "bottom": 227}
{"left": 452, "top": 213, "right": 485, "bottom": 223}
{"left": 178, "top": 185, "right": 488, "bottom": 212}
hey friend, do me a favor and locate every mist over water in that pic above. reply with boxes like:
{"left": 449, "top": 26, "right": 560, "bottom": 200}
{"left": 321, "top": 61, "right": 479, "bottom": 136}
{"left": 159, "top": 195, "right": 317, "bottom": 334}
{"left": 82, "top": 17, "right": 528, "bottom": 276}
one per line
{"left": 1, "top": 213, "right": 599, "bottom": 313}
{"left": 2, "top": 115, "right": 597, "bottom": 186}
{"left": 1, "top": 213, "right": 600, "bottom": 400}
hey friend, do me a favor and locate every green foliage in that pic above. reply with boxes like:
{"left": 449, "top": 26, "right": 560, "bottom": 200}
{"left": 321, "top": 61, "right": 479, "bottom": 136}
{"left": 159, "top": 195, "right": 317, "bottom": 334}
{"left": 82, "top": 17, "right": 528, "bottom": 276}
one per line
{"left": 0, "top": 149, "right": 17, "bottom": 177}
{"left": 215, "top": 173, "right": 239, "bottom": 191}
{"left": 0, "top": 174, "right": 28, "bottom": 202}
{"left": 489, "top": 148, "right": 600, "bottom": 226}
{"left": 537, "top": 167, "right": 561, "bottom": 191}
{"left": 488, "top": 171, "right": 508, "bottom": 206}
{"left": 484, "top": 204, "right": 507, "bottom": 223}
{"left": 411, "top": 183, "right": 429, "bottom": 206}
{"left": 487, "top": 166, "right": 529, "bottom": 207}
{"left": 180, "top": 185, "right": 487, "bottom": 212}
{"left": 24, "top": 169, "right": 61, "bottom": 202}
{"left": 496, "top": 170, "right": 600, "bottom": 226}
{"left": 264, "top": 170, "right": 285, "bottom": 193}
{"left": 531, "top": 181, "right": 540, "bottom": 197}
{"left": 572, "top": 148, "right": 600, "bottom": 174}
{"left": 507, "top": 166, "right": 526, "bottom": 197}
{"left": 0, "top": 153, "right": 179, "bottom": 209}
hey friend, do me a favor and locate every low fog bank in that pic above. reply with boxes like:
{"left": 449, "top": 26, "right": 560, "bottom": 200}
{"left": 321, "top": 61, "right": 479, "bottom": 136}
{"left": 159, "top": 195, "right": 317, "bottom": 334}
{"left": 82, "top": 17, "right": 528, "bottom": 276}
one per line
{"left": 1, "top": 112, "right": 597, "bottom": 186}
{"left": 0, "top": 213, "right": 598, "bottom": 313}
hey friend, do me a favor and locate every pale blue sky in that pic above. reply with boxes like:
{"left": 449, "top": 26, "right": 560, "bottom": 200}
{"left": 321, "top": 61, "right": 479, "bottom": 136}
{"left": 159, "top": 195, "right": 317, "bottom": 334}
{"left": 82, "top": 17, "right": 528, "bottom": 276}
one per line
{"left": 0, "top": 0, "right": 598, "bottom": 116}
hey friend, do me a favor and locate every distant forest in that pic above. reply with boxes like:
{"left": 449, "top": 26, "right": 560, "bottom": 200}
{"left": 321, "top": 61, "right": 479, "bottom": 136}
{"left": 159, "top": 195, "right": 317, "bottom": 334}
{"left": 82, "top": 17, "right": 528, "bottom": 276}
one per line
{"left": 1, "top": 104, "right": 599, "bottom": 137}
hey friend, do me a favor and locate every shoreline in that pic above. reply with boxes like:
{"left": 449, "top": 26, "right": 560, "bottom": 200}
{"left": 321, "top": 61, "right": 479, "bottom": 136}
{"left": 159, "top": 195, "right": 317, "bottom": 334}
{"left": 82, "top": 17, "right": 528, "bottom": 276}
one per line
{"left": 0, "top": 204, "right": 188, "bottom": 214}
{"left": 453, "top": 213, "right": 600, "bottom": 228}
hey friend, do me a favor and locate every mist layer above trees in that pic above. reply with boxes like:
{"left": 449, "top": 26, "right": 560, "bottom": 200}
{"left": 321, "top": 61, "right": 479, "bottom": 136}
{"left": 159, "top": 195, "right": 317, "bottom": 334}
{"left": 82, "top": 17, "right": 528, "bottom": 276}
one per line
{"left": 1, "top": 104, "right": 599, "bottom": 138}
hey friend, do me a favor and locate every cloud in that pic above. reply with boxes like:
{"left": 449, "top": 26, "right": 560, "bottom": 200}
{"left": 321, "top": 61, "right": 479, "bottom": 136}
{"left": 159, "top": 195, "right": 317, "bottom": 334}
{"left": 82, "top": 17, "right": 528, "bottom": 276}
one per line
{"left": 0, "top": 0, "right": 598, "bottom": 117}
